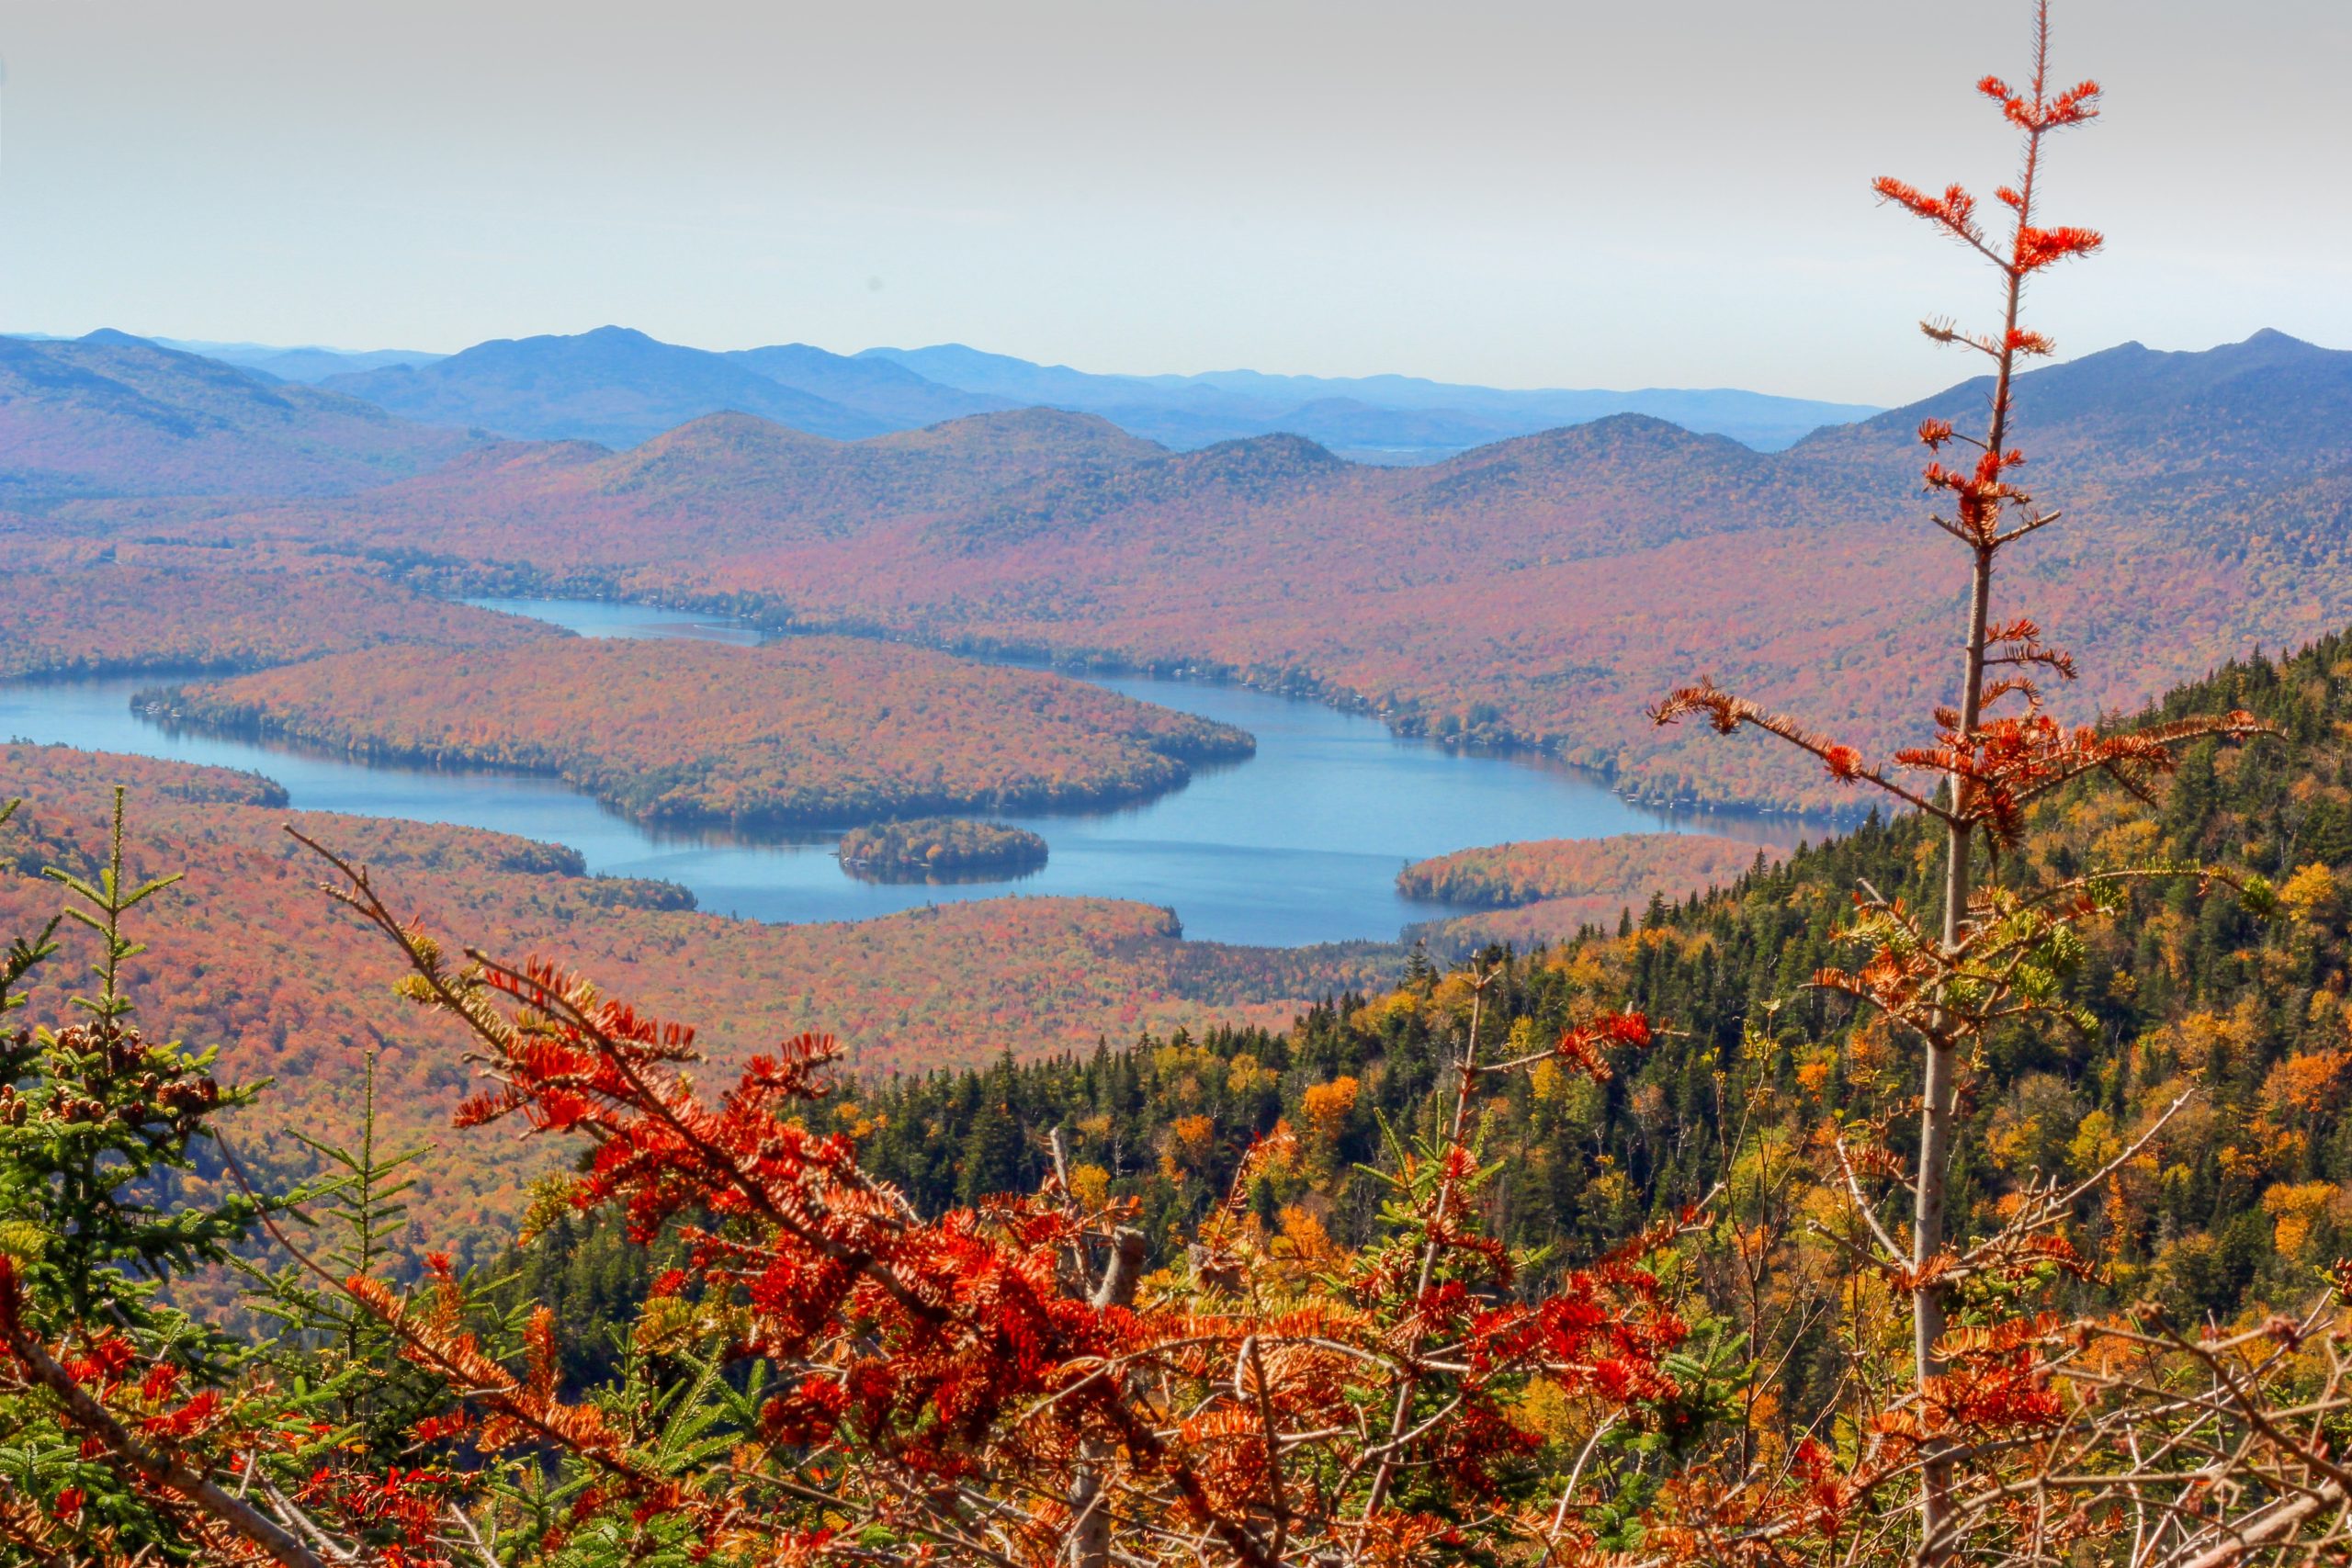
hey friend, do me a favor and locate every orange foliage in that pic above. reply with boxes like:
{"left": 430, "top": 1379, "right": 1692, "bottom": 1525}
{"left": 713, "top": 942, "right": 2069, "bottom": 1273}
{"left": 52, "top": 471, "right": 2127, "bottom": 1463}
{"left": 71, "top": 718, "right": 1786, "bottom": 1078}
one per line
{"left": 1298, "top": 1076, "right": 1359, "bottom": 1152}
{"left": 0, "top": 543, "right": 554, "bottom": 678}
{"left": 1399, "top": 831, "right": 1775, "bottom": 947}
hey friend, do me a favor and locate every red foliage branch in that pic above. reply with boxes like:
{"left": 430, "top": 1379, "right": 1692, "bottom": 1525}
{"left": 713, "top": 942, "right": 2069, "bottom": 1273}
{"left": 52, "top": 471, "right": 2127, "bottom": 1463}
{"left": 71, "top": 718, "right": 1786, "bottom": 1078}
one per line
{"left": 272, "top": 829, "right": 1704, "bottom": 1564}
{"left": 1649, "top": 5, "right": 2278, "bottom": 1562}
{"left": 0, "top": 1258, "right": 322, "bottom": 1568}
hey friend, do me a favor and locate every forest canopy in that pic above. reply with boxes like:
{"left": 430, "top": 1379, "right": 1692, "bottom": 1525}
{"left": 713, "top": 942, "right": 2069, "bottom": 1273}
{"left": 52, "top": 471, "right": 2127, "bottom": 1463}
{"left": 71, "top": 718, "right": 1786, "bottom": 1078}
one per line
{"left": 836, "top": 816, "right": 1048, "bottom": 881}
{"left": 149, "top": 636, "right": 1255, "bottom": 829}
{"left": 0, "top": 544, "right": 556, "bottom": 679}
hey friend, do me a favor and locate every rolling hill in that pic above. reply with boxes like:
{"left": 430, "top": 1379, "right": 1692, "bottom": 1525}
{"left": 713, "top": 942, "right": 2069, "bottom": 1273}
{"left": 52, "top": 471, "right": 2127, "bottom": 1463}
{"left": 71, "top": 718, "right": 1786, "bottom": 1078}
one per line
{"left": 238, "top": 406, "right": 1163, "bottom": 571}
{"left": 319, "top": 325, "right": 903, "bottom": 446}
{"left": 0, "top": 542, "right": 559, "bottom": 678}
{"left": 0, "top": 331, "right": 484, "bottom": 500}
{"left": 1395, "top": 831, "right": 1779, "bottom": 948}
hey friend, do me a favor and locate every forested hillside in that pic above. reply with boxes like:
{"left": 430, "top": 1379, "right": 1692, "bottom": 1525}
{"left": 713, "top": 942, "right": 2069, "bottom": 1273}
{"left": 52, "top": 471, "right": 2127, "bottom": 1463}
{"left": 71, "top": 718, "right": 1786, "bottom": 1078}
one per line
{"left": 0, "top": 331, "right": 484, "bottom": 500}
{"left": 676, "top": 631, "right": 2347, "bottom": 1325}
{"left": 0, "top": 542, "right": 557, "bottom": 677}
{"left": 432, "top": 611, "right": 2352, "bottom": 1568}
{"left": 1395, "top": 831, "right": 1777, "bottom": 946}
{"left": 153, "top": 635, "right": 1253, "bottom": 828}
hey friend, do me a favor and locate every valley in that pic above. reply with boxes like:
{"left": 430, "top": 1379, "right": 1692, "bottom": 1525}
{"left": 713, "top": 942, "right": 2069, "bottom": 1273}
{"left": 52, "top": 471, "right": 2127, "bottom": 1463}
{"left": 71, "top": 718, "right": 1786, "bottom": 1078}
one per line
{"left": 51, "top": 328, "right": 2339, "bottom": 815}
{"left": 13, "top": 6, "right": 2352, "bottom": 1557}
{"left": 2, "top": 312, "right": 2343, "bottom": 1285}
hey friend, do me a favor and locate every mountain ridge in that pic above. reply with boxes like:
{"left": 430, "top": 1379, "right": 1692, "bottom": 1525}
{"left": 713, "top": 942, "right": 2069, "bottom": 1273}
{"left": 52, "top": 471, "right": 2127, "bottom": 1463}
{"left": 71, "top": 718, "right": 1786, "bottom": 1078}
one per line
{"left": 0, "top": 331, "right": 484, "bottom": 499}
{"left": 321, "top": 326, "right": 897, "bottom": 446}
{"left": 35, "top": 324, "right": 1884, "bottom": 460}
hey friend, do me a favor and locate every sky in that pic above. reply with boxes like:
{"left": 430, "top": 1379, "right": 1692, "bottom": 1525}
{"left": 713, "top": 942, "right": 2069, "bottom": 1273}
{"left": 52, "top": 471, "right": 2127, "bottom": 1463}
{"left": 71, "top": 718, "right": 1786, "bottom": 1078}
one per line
{"left": 0, "top": 0, "right": 2344, "bottom": 405}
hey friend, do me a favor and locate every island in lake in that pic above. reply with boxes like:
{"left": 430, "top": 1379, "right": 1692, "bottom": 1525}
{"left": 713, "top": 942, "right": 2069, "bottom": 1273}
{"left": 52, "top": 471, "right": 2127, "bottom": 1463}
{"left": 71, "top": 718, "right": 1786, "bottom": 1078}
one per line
{"left": 838, "top": 818, "right": 1049, "bottom": 883}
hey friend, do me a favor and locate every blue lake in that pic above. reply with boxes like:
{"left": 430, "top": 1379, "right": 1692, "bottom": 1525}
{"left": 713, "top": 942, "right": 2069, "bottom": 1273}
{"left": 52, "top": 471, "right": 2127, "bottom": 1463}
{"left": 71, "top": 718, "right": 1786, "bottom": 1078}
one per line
{"left": 1, "top": 598, "right": 1812, "bottom": 946}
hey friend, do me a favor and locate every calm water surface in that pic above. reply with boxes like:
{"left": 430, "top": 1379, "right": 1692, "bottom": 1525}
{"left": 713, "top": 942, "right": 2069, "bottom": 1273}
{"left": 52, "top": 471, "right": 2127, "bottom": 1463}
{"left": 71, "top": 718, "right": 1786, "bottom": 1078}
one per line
{"left": 1, "top": 599, "right": 1812, "bottom": 946}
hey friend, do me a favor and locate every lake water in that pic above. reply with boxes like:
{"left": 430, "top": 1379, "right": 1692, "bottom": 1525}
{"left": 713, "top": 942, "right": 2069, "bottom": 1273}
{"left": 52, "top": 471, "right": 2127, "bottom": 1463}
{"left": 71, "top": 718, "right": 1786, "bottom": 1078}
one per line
{"left": 2, "top": 598, "right": 1811, "bottom": 946}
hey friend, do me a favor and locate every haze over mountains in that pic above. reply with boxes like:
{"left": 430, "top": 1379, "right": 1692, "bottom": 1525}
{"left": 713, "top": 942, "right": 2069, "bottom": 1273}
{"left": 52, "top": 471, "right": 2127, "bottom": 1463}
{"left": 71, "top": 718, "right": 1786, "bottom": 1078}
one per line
{"left": 154, "top": 339, "right": 446, "bottom": 383}
{"left": 7, "top": 324, "right": 1879, "bottom": 460}
{"left": 846, "top": 342, "right": 1882, "bottom": 457}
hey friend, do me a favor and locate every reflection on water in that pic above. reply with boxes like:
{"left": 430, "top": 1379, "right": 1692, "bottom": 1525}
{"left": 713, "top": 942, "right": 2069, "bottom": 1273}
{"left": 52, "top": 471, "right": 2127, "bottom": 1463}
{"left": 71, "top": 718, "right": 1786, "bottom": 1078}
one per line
{"left": 0, "top": 598, "right": 1825, "bottom": 947}
{"left": 839, "top": 859, "right": 1048, "bottom": 888}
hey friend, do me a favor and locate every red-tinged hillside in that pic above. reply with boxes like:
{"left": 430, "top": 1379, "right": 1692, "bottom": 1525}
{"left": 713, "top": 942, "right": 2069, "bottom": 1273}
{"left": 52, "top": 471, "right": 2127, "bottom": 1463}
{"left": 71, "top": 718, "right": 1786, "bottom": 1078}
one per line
{"left": 155, "top": 636, "right": 1254, "bottom": 828}
{"left": 0, "top": 542, "right": 560, "bottom": 678}
{"left": 122, "top": 333, "right": 2352, "bottom": 810}
{"left": 1397, "top": 831, "right": 1778, "bottom": 949}
{"left": 1398, "top": 416, "right": 1788, "bottom": 549}
{"left": 1397, "top": 831, "right": 1778, "bottom": 908}
{"left": 935, "top": 432, "right": 1360, "bottom": 550}
{"left": 0, "top": 746, "right": 1396, "bottom": 1258}
{"left": 0, "top": 332, "right": 485, "bottom": 501}
{"left": 243, "top": 406, "right": 1168, "bottom": 576}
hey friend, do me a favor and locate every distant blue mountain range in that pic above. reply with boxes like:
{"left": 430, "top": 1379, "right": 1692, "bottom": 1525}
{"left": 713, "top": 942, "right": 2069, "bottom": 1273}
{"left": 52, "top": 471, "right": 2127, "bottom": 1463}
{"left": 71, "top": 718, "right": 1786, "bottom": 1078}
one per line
{"left": 9, "top": 326, "right": 1882, "bottom": 459}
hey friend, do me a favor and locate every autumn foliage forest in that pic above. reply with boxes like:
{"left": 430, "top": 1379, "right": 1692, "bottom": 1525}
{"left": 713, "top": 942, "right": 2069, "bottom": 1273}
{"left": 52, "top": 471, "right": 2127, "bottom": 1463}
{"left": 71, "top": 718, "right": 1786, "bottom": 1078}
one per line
{"left": 0, "top": 543, "right": 557, "bottom": 679}
{"left": 0, "top": 745, "right": 1396, "bottom": 1259}
{"left": 835, "top": 818, "right": 1050, "bottom": 880}
{"left": 7, "top": 6, "right": 2352, "bottom": 1565}
{"left": 1395, "top": 832, "right": 1777, "bottom": 948}
{"left": 148, "top": 637, "right": 1253, "bottom": 828}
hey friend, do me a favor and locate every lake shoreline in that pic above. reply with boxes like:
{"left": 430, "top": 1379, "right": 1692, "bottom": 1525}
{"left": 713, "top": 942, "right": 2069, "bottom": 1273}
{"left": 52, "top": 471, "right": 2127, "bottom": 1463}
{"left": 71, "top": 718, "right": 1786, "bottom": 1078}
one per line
{"left": 124, "top": 634, "right": 1270, "bottom": 831}
{"left": 458, "top": 592, "right": 1842, "bottom": 844}
{"left": 2, "top": 602, "right": 1816, "bottom": 947}
{"left": 419, "top": 570, "right": 1855, "bottom": 825}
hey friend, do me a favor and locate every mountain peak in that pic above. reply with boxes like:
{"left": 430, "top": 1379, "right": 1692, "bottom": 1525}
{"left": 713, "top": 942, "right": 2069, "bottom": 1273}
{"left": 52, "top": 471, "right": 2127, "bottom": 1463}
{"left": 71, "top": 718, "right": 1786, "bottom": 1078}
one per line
{"left": 322, "top": 329, "right": 889, "bottom": 446}
{"left": 1173, "top": 431, "right": 1348, "bottom": 485}
{"left": 886, "top": 405, "right": 1159, "bottom": 458}
{"left": 1472, "top": 411, "right": 1753, "bottom": 461}
{"left": 635, "top": 409, "right": 839, "bottom": 456}
{"left": 0, "top": 333, "right": 481, "bottom": 500}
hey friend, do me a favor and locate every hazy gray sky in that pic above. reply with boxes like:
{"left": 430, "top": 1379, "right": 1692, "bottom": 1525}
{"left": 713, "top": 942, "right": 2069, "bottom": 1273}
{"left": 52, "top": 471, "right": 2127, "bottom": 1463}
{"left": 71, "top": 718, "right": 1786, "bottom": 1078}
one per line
{"left": 1, "top": 0, "right": 2344, "bottom": 402}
